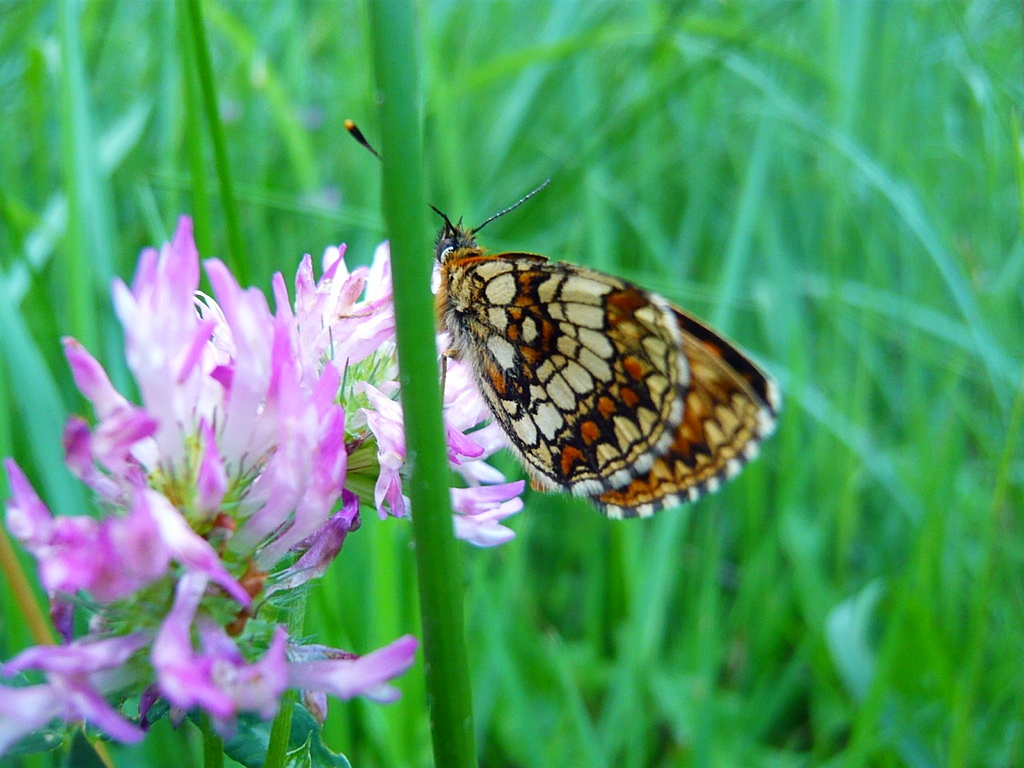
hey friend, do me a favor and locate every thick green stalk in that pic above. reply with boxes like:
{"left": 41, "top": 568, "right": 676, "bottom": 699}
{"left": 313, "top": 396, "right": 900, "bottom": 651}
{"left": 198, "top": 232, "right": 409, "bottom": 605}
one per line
{"left": 364, "top": 2, "right": 478, "bottom": 767}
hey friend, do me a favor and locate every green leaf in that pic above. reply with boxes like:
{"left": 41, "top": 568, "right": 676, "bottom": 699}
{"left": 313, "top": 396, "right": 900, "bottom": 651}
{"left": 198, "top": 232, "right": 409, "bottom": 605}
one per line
{"left": 221, "top": 704, "right": 351, "bottom": 768}
{"left": 0, "top": 724, "right": 63, "bottom": 758}
{"left": 825, "top": 579, "right": 882, "bottom": 702}
{"left": 64, "top": 731, "right": 108, "bottom": 768}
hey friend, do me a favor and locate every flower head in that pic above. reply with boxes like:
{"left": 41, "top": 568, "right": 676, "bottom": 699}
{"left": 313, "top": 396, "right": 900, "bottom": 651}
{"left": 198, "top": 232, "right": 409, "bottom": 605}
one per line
{"left": 2, "top": 217, "right": 522, "bottom": 755}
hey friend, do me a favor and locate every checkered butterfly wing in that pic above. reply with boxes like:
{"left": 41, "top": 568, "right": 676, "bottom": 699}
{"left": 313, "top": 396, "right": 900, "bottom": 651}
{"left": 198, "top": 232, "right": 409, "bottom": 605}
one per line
{"left": 595, "top": 307, "right": 779, "bottom": 518}
{"left": 439, "top": 253, "right": 691, "bottom": 495}
{"left": 438, "top": 247, "right": 778, "bottom": 517}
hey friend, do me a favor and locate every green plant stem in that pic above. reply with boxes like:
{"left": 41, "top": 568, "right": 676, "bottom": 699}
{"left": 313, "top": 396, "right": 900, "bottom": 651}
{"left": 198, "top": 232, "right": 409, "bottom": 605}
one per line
{"left": 58, "top": 0, "right": 99, "bottom": 354}
{"left": 175, "top": 0, "right": 214, "bottom": 257}
{"left": 182, "top": 0, "right": 247, "bottom": 283}
{"left": 199, "top": 714, "right": 225, "bottom": 768}
{"left": 364, "top": 2, "right": 478, "bottom": 767}
{"left": 264, "top": 597, "right": 308, "bottom": 768}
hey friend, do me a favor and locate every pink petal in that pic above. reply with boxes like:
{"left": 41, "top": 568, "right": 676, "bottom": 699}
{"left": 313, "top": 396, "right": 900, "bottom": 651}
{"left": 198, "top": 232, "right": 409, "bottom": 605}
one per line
{"left": 2, "top": 633, "right": 148, "bottom": 677}
{"left": 62, "top": 338, "right": 129, "bottom": 420}
{"left": 144, "top": 490, "right": 249, "bottom": 606}
{"left": 196, "top": 420, "right": 228, "bottom": 514}
{"left": 288, "top": 634, "right": 417, "bottom": 703}
{"left": 3, "top": 459, "right": 53, "bottom": 548}
{"left": 152, "top": 573, "right": 234, "bottom": 719}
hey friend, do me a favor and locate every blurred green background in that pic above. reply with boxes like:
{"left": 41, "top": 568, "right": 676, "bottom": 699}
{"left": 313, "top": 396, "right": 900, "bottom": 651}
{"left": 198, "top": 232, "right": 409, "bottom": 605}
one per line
{"left": 1, "top": 1, "right": 1022, "bottom": 767}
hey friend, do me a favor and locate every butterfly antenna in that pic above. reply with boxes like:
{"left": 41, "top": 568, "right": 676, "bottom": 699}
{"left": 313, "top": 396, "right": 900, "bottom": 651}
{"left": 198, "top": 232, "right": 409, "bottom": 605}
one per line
{"left": 472, "top": 179, "right": 551, "bottom": 235}
{"left": 346, "top": 120, "right": 542, "bottom": 233}
{"left": 344, "top": 119, "right": 382, "bottom": 160}
{"left": 429, "top": 204, "right": 457, "bottom": 231}
{"left": 348, "top": 119, "right": 450, "bottom": 226}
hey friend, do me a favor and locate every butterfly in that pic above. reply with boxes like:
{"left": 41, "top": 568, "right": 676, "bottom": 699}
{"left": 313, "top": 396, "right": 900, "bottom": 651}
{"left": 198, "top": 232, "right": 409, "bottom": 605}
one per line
{"left": 432, "top": 187, "right": 779, "bottom": 519}
{"left": 343, "top": 121, "right": 777, "bottom": 518}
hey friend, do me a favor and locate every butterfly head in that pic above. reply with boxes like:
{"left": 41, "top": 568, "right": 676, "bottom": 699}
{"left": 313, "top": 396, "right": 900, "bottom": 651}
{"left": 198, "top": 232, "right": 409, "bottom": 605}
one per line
{"left": 431, "top": 179, "right": 551, "bottom": 265}
{"left": 431, "top": 207, "right": 479, "bottom": 265}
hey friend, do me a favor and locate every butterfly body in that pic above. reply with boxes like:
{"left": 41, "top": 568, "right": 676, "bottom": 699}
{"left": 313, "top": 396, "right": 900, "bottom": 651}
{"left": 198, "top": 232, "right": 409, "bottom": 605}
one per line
{"left": 434, "top": 214, "right": 778, "bottom": 519}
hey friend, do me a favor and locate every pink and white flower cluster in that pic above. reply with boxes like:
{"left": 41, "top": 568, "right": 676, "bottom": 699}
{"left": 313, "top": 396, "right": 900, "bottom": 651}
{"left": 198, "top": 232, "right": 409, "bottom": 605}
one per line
{"left": 1, "top": 217, "right": 523, "bottom": 754}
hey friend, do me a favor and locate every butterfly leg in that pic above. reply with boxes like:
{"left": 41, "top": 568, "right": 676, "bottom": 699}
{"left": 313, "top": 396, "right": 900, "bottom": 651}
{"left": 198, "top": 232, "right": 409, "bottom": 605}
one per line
{"left": 440, "top": 347, "right": 459, "bottom": 402}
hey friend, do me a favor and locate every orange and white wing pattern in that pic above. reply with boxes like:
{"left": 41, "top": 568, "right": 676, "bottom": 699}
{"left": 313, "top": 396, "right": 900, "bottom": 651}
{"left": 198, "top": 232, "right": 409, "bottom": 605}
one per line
{"left": 594, "top": 308, "right": 778, "bottom": 518}
{"left": 434, "top": 213, "right": 778, "bottom": 519}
